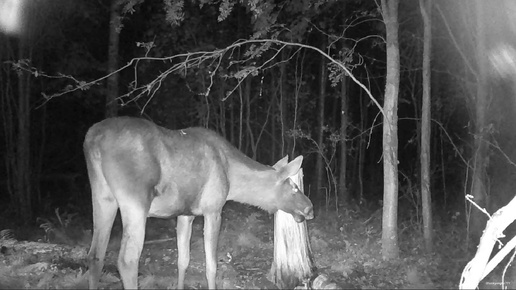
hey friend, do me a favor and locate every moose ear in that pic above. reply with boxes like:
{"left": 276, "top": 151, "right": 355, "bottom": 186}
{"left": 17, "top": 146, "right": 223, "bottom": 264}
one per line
{"left": 278, "top": 155, "right": 303, "bottom": 179}
{"left": 272, "top": 155, "right": 289, "bottom": 170}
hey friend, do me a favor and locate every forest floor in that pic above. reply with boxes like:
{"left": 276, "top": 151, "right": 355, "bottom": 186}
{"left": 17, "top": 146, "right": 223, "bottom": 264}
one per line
{"left": 0, "top": 201, "right": 512, "bottom": 289}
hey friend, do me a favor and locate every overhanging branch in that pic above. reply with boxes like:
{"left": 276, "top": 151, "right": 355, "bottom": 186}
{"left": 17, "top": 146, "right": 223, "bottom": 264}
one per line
{"left": 13, "top": 38, "right": 383, "bottom": 116}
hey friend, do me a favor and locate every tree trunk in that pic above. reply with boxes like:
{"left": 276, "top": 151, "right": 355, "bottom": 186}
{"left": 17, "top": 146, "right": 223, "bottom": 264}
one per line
{"left": 106, "top": 0, "right": 120, "bottom": 118}
{"left": 271, "top": 70, "right": 277, "bottom": 164}
{"left": 460, "top": 195, "right": 516, "bottom": 289}
{"left": 244, "top": 77, "right": 257, "bottom": 158}
{"left": 230, "top": 92, "right": 235, "bottom": 145}
{"left": 380, "top": 0, "right": 400, "bottom": 260}
{"left": 338, "top": 72, "right": 349, "bottom": 204}
{"left": 34, "top": 96, "right": 47, "bottom": 209}
{"left": 469, "top": 0, "right": 489, "bottom": 244}
{"left": 270, "top": 169, "right": 314, "bottom": 289}
{"left": 358, "top": 88, "right": 366, "bottom": 202}
{"left": 1, "top": 35, "right": 16, "bottom": 214}
{"left": 315, "top": 37, "right": 327, "bottom": 202}
{"left": 16, "top": 38, "right": 33, "bottom": 221}
{"left": 419, "top": 0, "right": 433, "bottom": 253}
{"left": 238, "top": 84, "right": 244, "bottom": 150}
{"left": 279, "top": 50, "right": 293, "bottom": 157}
{"left": 219, "top": 83, "right": 226, "bottom": 138}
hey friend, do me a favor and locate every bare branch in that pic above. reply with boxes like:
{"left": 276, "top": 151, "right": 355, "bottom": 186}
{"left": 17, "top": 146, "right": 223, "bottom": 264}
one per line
{"left": 18, "top": 39, "right": 382, "bottom": 116}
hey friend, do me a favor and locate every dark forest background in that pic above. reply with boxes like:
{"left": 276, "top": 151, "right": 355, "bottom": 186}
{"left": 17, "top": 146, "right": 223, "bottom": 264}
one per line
{"left": 2, "top": 0, "right": 516, "bottom": 270}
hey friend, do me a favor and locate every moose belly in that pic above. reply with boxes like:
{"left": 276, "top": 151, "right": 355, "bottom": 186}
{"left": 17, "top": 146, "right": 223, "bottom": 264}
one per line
{"left": 148, "top": 182, "right": 202, "bottom": 217}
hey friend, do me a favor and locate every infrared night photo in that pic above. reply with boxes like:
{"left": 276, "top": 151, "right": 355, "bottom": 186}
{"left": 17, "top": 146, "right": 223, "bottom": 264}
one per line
{"left": 1, "top": 0, "right": 516, "bottom": 289}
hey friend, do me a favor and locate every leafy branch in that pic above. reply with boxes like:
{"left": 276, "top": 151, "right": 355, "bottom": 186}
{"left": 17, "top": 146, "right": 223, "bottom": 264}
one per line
{"left": 13, "top": 38, "right": 382, "bottom": 116}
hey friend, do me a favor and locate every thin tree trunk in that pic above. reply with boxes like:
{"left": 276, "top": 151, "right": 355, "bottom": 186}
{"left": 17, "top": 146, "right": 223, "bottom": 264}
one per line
{"left": 358, "top": 88, "right": 366, "bottom": 202}
{"left": 244, "top": 77, "right": 257, "bottom": 158}
{"left": 271, "top": 71, "right": 277, "bottom": 164}
{"left": 279, "top": 50, "right": 292, "bottom": 157}
{"left": 16, "top": 38, "right": 32, "bottom": 221}
{"left": 408, "top": 72, "right": 421, "bottom": 184}
{"left": 230, "top": 93, "right": 235, "bottom": 145}
{"left": 338, "top": 73, "right": 348, "bottom": 203}
{"left": 1, "top": 35, "right": 16, "bottom": 213}
{"left": 35, "top": 96, "right": 47, "bottom": 208}
{"left": 315, "top": 37, "right": 327, "bottom": 202}
{"left": 380, "top": 0, "right": 400, "bottom": 260}
{"left": 219, "top": 84, "right": 226, "bottom": 138}
{"left": 106, "top": 0, "right": 120, "bottom": 118}
{"left": 238, "top": 85, "right": 243, "bottom": 150}
{"left": 469, "top": 0, "right": 489, "bottom": 243}
{"left": 419, "top": 0, "right": 433, "bottom": 253}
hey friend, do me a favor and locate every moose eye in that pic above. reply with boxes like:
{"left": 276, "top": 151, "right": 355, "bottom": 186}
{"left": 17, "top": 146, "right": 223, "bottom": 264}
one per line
{"left": 288, "top": 180, "right": 299, "bottom": 194}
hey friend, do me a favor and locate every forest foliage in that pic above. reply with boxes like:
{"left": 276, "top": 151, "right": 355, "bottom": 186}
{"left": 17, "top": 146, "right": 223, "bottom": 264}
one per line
{"left": 0, "top": 0, "right": 515, "bottom": 228}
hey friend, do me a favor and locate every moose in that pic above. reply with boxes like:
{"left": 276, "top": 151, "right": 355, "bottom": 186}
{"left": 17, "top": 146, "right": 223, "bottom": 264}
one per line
{"left": 84, "top": 117, "right": 314, "bottom": 289}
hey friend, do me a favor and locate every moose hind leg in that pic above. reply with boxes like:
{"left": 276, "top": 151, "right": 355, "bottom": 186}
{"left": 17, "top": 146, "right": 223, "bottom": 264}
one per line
{"left": 176, "top": 215, "right": 195, "bottom": 289}
{"left": 204, "top": 213, "right": 222, "bottom": 289}
{"left": 117, "top": 200, "right": 149, "bottom": 289}
{"left": 87, "top": 167, "right": 118, "bottom": 289}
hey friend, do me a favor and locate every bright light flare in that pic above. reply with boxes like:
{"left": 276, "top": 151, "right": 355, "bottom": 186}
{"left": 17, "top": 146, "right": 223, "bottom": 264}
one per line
{"left": 0, "top": 0, "right": 24, "bottom": 35}
{"left": 489, "top": 44, "right": 516, "bottom": 80}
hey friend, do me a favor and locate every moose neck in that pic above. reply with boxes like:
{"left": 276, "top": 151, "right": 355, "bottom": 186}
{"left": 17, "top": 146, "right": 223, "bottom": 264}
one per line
{"left": 226, "top": 155, "right": 279, "bottom": 213}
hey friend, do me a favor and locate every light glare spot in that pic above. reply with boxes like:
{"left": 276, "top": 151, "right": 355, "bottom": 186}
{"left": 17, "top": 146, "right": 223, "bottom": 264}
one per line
{"left": 0, "top": 0, "right": 24, "bottom": 35}
{"left": 489, "top": 44, "right": 516, "bottom": 79}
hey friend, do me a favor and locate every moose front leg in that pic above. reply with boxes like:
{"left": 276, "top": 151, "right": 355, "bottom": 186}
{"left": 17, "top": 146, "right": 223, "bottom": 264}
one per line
{"left": 176, "top": 215, "right": 195, "bottom": 289}
{"left": 204, "top": 213, "right": 222, "bottom": 289}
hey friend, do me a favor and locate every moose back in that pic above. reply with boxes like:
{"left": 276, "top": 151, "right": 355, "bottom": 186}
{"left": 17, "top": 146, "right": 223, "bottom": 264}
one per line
{"left": 84, "top": 117, "right": 314, "bottom": 289}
